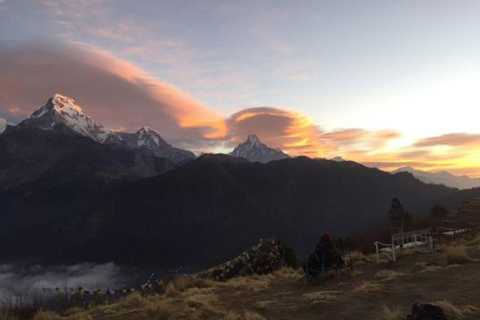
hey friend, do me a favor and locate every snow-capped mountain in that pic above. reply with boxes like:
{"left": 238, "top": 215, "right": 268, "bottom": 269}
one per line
{"left": 392, "top": 166, "right": 480, "bottom": 190}
{"left": 18, "top": 94, "right": 124, "bottom": 145}
{"left": 117, "top": 127, "right": 195, "bottom": 163}
{"left": 229, "top": 134, "right": 289, "bottom": 163}
{"left": 0, "top": 117, "right": 6, "bottom": 135}
{"left": 16, "top": 94, "right": 195, "bottom": 163}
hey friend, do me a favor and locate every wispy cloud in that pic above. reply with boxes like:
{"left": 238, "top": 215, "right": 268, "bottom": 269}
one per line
{"left": 414, "top": 133, "right": 480, "bottom": 147}
{"left": 0, "top": 41, "right": 225, "bottom": 149}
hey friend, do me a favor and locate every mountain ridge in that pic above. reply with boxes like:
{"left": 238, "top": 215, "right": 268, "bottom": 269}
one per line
{"left": 14, "top": 94, "right": 194, "bottom": 163}
{"left": 392, "top": 166, "right": 480, "bottom": 190}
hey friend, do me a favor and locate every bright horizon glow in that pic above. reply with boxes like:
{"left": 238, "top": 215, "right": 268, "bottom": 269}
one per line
{"left": 0, "top": 0, "right": 479, "bottom": 177}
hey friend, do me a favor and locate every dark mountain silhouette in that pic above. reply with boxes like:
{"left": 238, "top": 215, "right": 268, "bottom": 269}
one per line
{"left": 0, "top": 145, "right": 455, "bottom": 269}
{"left": 427, "top": 187, "right": 480, "bottom": 212}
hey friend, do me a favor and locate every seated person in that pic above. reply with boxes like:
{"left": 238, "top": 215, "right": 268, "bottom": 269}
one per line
{"left": 304, "top": 233, "right": 344, "bottom": 276}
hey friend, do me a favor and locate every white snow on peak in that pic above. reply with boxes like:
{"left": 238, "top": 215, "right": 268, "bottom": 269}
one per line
{"left": 230, "top": 134, "right": 289, "bottom": 163}
{"left": 29, "top": 94, "right": 117, "bottom": 143}
{"left": 0, "top": 117, "right": 6, "bottom": 134}
{"left": 136, "top": 126, "right": 162, "bottom": 147}
{"left": 245, "top": 134, "right": 261, "bottom": 149}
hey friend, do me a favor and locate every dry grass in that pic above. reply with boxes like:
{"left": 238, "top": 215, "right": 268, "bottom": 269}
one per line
{"left": 351, "top": 251, "right": 373, "bottom": 264}
{"left": 270, "top": 267, "right": 304, "bottom": 281}
{"left": 303, "top": 291, "right": 339, "bottom": 304}
{"left": 374, "top": 270, "right": 403, "bottom": 280}
{"left": 32, "top": 310, "right": 62, "bottom": 320}
{"left": 353, "top": 281, "right": 382, "bottom": 294}
{"left": 465, "top": 233, "right": 480, "bottom": 247}
{"left": 443, "top": 246, "right": 473, "bottom": 265}
{"left": 164, "top": 276, "right": 199, "bottom": 297}
{"left": 243, "top": 311, "right": 267, "bottom": 320}
{"left": 436, "top": 300, "right": 479, "bottom": 319}
{"left": 144, "top": 300, "right": 174, "bottom": 320}
{"left": 396, "top": 248, "right": 417, "bottom": 257}
{"left": 216, "top": 276, "right": 271, "bottom": 292}
{"left": 382, "top": 305, "right": 403, "bottom": 320}
{"left": 185, "top": 292, "right": 224, "bottom": 317}
{"left": 222, "top": 311, "right": 266, "bottom": 320}
{"left": 254, "top": 300, "right": 274, "bottom": 311}
{"left": 419, "top": 265, "right": 443, "bottom": 273}
{"left": 58, "top": 293, "right": 176, "bottom": 320}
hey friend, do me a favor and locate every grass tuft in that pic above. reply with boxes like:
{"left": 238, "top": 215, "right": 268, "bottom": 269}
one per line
{"left": 374, "top": 270, "right": 403, "bottom": 280}
{"left": 443, "top": 246, "right": 473, "bottom": 265}
{"left": 353, "top": 281, "right": 382, "bottom": 294}
{"left": 303, "top": 291, "right": 339, "bottom": 304}
{"left": 436, "top": 300, "right": 479, "bottom": 319}
{"left": 382, "top": 305, "right": 404, "bottom": 320}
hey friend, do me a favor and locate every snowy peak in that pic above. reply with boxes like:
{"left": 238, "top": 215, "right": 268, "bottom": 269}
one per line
{"left": 136, "top": 126, "right": 168, "bottom": 148}
{"left": 229, "top": 135, "right": 289, "bottom": 163}
{"left": 117, "top": 127, "right": 195, "bottom": 163}
{"left": 32, "top": 94, "right": 86, "bottom": 119}
{"left": 392, "top": 166, "right": 480, "bottom": 190}
{"left": 20, "top": 94, "right": 122, "bottom": 144}
{"left": 245, "top": 134, "right": 261, "bottom": 148}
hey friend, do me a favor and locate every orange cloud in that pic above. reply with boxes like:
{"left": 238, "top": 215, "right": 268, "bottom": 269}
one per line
{"left": 0, "top": 41, "right": 225, "bottom": 149}
{"left": 414, "top": 133, "right": 480, "bottom": 147}
{"left": 321, "top": 128, "right": 402, "bottom": 155}
{"left": 227, "top": 107, "right": 326, "bottom": 157}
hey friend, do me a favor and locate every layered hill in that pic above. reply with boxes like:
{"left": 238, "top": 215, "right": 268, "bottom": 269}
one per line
{"left": 393, "top": 166, "right": 480, "bottom": 190}
{"left": 0, "top": 150, "right": 455, "bottom": 269}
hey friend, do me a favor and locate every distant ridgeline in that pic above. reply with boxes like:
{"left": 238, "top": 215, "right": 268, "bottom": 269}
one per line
{"left": 0, "top": 95, "right": 479, "bottom": 270}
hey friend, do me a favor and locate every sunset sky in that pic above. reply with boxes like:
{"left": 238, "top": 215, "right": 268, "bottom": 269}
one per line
{"left": 1, "top": 0, "right": 479, "bottom": 176}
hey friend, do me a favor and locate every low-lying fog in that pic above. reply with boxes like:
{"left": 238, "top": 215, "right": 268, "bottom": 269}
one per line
{"left": 0, "top": 263, "right": 145, "bottom": 300}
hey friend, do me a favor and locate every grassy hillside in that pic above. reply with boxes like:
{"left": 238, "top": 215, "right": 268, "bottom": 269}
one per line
{"left": 5, "top": 234, "right": 480, "bottom": 320}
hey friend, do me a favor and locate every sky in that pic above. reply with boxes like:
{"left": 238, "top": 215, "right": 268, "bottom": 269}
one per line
{"left": 0, "top": 0, "right": 479, "bottom": 176}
